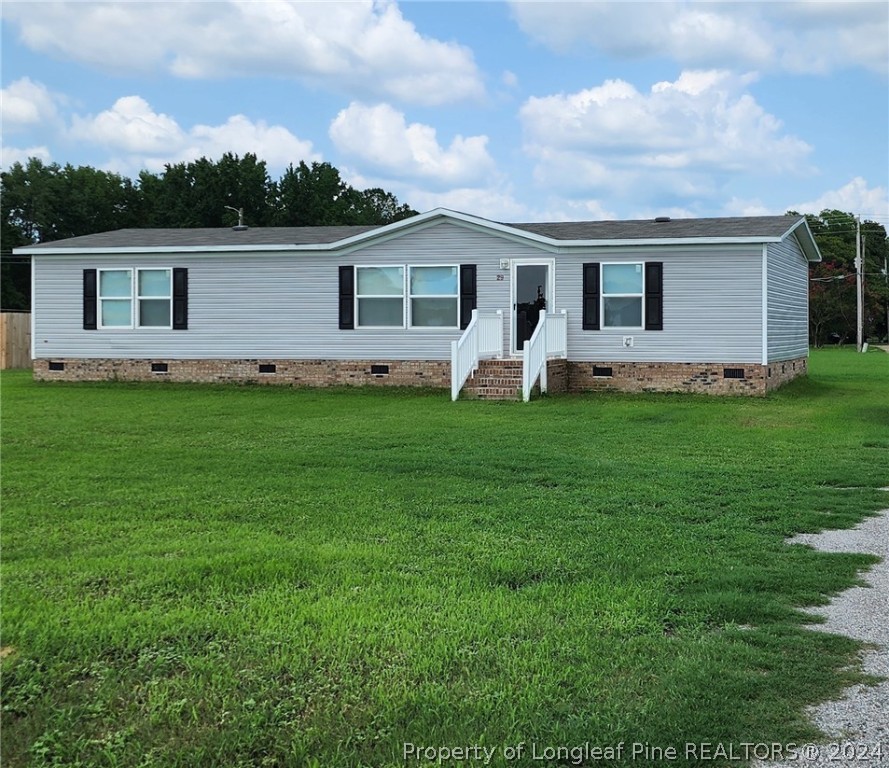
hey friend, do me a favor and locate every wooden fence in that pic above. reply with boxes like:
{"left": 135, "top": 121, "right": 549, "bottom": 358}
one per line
{"left": 0, "top": 312, "right": 31, "bottom": 369}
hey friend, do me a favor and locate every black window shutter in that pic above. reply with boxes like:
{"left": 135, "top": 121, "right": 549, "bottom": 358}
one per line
{"left": 644, "top": 262, "right": 663, "bottom": 331}
{"left": 339, "top": 266, "right": 354, "bottom": 330}
{"left": 459, "top": 264, "right": 477, "bottom": 329}
{"left": 582, "top": 262, "right": 600, "bottom": 331}
{"left": 83, "top": 269, "right": 97, "bottom": 330}
{"left": 172, "top": 268, "right": 188, "bottom": 330}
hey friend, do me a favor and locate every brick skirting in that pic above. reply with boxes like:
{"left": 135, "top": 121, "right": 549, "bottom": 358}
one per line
{"left": 568, "top": 357, "right": 807, "bottom": 396}
{"left": 33, "top": 358, "right": 451, "bottom": 388}
{"left": 33, "top": 356, "right": 807, "bottom": 396}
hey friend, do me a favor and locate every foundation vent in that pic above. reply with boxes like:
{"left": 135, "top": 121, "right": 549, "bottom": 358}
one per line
{"left": 723, "top": 368, "right": 745, "bottom": 379}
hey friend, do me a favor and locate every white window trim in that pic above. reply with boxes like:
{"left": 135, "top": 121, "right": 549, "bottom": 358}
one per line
{"left": 136, "top": 267, "right": 173, "bottom": 330}
{"left": 407, "top": 264, "right": 460, "bottom": 330}
{"left": 354, "top": 264, "right": 407, "bottom": 329}
{"left": 601, "top": 261, "right": 645, "bottom": 330}
{"left": 353, "top": 264, "right": 461, "bottom": 330}
{"left": 96, "top": 267, "right": 174, "bottom": 330}
{"left": 97, "top": 267, "right": 133, "bottom": 330}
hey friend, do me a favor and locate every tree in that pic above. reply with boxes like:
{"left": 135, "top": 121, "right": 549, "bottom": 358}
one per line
{"left": 350, "top": 188, "right": 417, "bottom": 225}
{"left": 1, "top": 159, "right": 142, "bottom": 309}
{"left": 809, "top": 261, "right": 857, "bottom": 346}
{"left": 139, "top": 153, "right": 275, "bottom": 228}
{"left": 274, "top": 161, "right": 351, "bottom": 226}
{"left": 795, "top": 209, "right": 889, "bottom": 344}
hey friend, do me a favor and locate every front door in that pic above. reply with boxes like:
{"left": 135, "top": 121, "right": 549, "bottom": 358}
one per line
{"left": 512, "top": 262, "right": 553, "bottom": 354}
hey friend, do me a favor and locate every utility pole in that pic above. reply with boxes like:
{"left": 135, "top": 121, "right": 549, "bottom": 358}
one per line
{"left": 855, "top": 216, "right": 863, "bottom": 352}
{"left": 884, "top": 253, "right": 888, "bottom": 345}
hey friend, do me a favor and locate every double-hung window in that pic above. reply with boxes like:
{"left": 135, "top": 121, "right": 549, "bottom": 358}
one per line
{"left": 409, "top": 266, "right": 458, "bottom": 327}
{"left": 354, "top": 265, "right": 460, "bottom": 328}
{"left": 137, "top": 269, "right": 172, "bottom": 327}
{"left": 602, "top": 263, "right": 643, "bottom": 328}
{"left": 97, "top": 268, "right": 172, "bottom": 329}
{"left": 356, "top": 266, "right": 404, "bottom": 327}
{"left": 98, "top": 269, "right": 133, "bottom": 328}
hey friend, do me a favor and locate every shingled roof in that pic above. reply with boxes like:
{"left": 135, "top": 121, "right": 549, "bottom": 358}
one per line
{"left": 16, "top": 210, "right": 815, "bottom": 259}
{"left": 18, "top": 225, "right": 380, "bottom": 249}
{"left": 510, "top": 215, "right": 801, "bottom": 241}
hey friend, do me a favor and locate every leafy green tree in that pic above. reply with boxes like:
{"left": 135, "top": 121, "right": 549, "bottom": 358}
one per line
{"left": 274, "top": 161, "right": 351, "bottom": 226}
{"left": 350, "top": 187, "right": 417, "bottom": 225}
{"left": 1, "top": 159, "right": 141, "bottom": 309}
{"left": 139, "top": 153, "right": 275, "bottom": 228}
{"left": 796, "top": 209, "right": 889, "bottom": 344}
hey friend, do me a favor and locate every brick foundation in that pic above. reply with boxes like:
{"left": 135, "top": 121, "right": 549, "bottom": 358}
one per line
{"left": 34, "top": 356, "right": 806, "bottom": 396}
{"left": 33, "top": 358, "right": 451, "bottom": 388}
{"left": 568, "top": 357, "right": 807, "bottom": 396}
{"left": 545, "top": 358, "right": 569, "bottom": 394}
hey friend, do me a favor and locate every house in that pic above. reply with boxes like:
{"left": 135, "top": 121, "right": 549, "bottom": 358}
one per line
{"left": 17, "top": 208, "right": 821, "bottom": 398}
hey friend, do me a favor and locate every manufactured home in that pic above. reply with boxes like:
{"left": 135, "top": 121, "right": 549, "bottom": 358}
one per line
{"left": 18, "top": 208, "right": 820, "bottom": 398}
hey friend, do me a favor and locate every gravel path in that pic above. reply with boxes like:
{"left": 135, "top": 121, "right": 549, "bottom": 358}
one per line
{"left": 756, "top": 496, "right": 889, "bottom": 767}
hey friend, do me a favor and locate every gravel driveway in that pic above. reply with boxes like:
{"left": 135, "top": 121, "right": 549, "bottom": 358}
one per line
{"left": 756, "top": 495, "right": 889, "bottom": 767}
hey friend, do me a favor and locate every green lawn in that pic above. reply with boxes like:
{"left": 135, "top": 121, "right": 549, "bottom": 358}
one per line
{"left": 1, "top": 348, "right": 888, "bottom": 767}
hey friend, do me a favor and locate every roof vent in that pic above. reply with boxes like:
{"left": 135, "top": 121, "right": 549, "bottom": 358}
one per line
{"left": 654, "top": 216, "right": 671, "bottom": 223}
{"left": 224, "top": 205, "right": 248, "bottom": 231}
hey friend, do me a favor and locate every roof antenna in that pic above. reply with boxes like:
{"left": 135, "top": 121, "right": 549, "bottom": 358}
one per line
{"left": 224, "top": 205, "right": 248, "bottom": 231}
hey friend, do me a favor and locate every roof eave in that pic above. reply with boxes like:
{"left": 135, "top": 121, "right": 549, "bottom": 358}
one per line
{"left": 17, "top": 244, "right": 307, "bottom": 255}
{"left": 14, "top": 209, "right": 819, "bottom": 254}
{"left": 780, "top": 217, "right": 822, "bottom": 262}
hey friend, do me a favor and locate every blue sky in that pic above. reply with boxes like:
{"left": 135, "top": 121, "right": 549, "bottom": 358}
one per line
{"left": 2, "top": 1, "right": 887, "bottom": 224}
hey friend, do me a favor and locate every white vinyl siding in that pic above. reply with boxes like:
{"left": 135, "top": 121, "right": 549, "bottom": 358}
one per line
{"left": 561, "top": 246, "right": 764, "bottom": 363}
{"left": 767, "top": 234, "right": 809, "bottom": 361}
{"left": 32, "top": 224, "right": 516, "bottom": 360}
{"left": 32, "top": 221, "right": 777, "bottom": 365}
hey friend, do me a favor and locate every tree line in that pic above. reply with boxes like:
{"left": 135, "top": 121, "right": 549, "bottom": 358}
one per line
{"left": 1, "top": 154, "right": 417, "bottom": 309}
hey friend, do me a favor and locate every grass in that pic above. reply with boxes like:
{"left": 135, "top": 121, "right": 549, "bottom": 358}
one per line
{"left": 1, "top": 347, "right": 888, "bottom": 767}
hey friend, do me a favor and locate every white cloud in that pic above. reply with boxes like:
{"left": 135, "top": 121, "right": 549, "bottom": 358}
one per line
{"left": 185, "top": 116, "right": 319, "bottom": 171}
{"left": 509, "top": 1, "right": 888, "bottom": 75}
{"left": 721, "top": 197, "right": 779, "bottom": 217}
{"left": 0, "top": 77, "right": 61, "bottom": 131}
{"left": 4, "top": 0, "right": 484, "bottom": 106}
{"left": 1, "top": 144, "right": 52, "bottom": 169}
{"left": 330, "top": 102, "right": 496, "bottom": 188}
{"left": 407, "top": 186, "right": 530, "bottom": 222}
{"left": 70, "top": 96, "right": 184, "bottom": 155}
{"left": 341, "top": 166, "right": 529, "bottom": 222}
{"left": 522, "top": 71, "right": 809, "bottom": 172}
{"left": 792, "top": 178, "right": 889, "bottom": 220}
{"left": 520, "top": 70, "right": 812, "bottom": 208}
{"left": 69, "top": 96, "right": 318, "bottom": 175}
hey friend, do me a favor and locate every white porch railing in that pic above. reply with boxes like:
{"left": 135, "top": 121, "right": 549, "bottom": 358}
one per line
{"left": 451, "top": 310, "right": 503, "bottom": 400}
{"left": 545, "top": 309, "right": 568, "bottom": 358}
{"left": 522, "top": 309, "right": 567, "bottom": 402}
